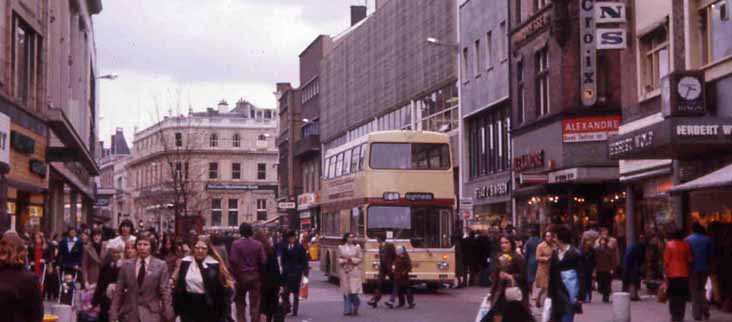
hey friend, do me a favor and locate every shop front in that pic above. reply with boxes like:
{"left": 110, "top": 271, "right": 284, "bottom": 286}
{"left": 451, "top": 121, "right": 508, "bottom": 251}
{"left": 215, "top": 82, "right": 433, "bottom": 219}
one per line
{"left": 465, "top": 176, "right": 511, "bottom": 232}
{"left": 2, "top": 111, "right": 50, "bottom": 234}
{"left": 297, "top": 192, "right": 320, "bottom": 232}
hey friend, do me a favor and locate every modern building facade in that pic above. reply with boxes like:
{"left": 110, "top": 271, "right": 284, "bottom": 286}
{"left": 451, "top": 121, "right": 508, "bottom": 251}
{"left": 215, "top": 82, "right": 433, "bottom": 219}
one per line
{"left": 608, "top": 0, "right": 732, "bottom": 245}
{"left": 458, "top": 0, "right": 512, "bottom": 231}
{"left": 129, "top": 100, "right": 278, "bottom": 234}
{"left": 508, "top": 0, "right": 624, "bottom": 234}
{"left": 319, "top": 1, "right": 460, "bottom": 202}
{"left": 0, "top": 0, "right": 102, "bottom": 235}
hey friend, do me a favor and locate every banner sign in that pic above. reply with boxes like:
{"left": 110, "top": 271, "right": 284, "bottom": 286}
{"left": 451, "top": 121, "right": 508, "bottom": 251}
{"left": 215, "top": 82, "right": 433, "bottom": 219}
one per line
{"left": 562, "top": 115, "right": 621, "bottom": 142}
{"left": 580, "top": 0, "right": 597, "bottom": 107}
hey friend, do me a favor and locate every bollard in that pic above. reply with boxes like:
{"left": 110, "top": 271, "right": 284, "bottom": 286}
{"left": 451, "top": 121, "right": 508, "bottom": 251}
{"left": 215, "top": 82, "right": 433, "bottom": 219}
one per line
{"left": 612, "top": 292, "right": 631, "bottom": 322}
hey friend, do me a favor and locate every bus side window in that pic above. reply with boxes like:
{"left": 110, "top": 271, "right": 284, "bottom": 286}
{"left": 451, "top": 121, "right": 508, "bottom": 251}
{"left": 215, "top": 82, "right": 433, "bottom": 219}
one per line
{"left": 351, "top": 145, "right": 360, "bottom": 172}
{"left": 324, "top": 158, "right": 331, "bottom": 179}
{"left": 359, "top": 144, "right": 366, "bottom": 170}
{"left": 335, "top": 153, "right": 344, "bottom": 177}
{"left": 343, "top": 149, "right": 352, "bottom": 175}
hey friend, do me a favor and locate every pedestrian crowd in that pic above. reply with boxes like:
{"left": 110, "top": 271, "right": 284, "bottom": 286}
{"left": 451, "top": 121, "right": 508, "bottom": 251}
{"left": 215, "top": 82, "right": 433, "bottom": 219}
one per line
{"left": 468, "top": 220, "right": 728, "bottom": 322}
{"left": 0, "top": 221, "right": 314, "bottom": 322}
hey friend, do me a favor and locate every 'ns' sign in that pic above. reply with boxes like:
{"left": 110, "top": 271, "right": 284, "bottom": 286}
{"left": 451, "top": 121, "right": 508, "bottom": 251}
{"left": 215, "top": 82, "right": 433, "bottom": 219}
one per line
{"left": 595, "top": 2, "right": 626, "bottom": 23}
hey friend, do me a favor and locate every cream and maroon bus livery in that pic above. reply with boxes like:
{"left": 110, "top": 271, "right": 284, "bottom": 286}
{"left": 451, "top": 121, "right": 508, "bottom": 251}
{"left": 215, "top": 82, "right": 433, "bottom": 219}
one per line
{"left": 319, "top": 130, "right": 456, "bottom": 289}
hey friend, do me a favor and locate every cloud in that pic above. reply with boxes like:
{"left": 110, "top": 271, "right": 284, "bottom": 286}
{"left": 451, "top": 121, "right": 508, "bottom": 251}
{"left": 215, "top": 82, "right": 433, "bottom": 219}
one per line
{"left": 96, "top": 0, "right": 374, "bottom": 145}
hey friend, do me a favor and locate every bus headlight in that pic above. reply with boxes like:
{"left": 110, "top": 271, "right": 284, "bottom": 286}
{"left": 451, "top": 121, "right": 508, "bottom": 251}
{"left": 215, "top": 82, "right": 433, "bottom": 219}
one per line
{"left": 372, "top": 261, "right": 380, "bottom": 270}
{"left": 437, "top": 261, "right": 449, "bottom": 270}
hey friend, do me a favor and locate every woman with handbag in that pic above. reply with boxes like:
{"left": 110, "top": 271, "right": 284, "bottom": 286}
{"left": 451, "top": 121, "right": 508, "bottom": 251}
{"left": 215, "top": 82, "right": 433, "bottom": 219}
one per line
{"left": 173, "top": 237, "right": 234, "bottom": 322}
{"left": 663, "top": 229, "right": 692, "bottom": 322}
{"left": 481, "top": 235, "right": 533, "bottom": 322}
{"left": 548, "top": 225, "right": 586, "bottom": 322}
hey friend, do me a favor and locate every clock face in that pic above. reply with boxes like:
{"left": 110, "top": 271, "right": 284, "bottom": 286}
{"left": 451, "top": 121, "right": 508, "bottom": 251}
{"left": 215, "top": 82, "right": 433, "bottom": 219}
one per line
{"left": 677, "top": 76, "right": 702, "bottom": 100}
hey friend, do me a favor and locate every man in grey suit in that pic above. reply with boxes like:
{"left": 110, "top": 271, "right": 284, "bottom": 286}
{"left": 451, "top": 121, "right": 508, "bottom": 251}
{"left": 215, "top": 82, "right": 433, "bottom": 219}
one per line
{"left": 110, "top": 233, "right": 174, "bottom": 322}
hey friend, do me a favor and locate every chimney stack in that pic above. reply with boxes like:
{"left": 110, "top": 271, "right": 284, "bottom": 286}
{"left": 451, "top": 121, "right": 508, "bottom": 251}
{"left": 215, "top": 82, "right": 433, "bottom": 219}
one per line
{"left": 217, "top": 99, "right": 229, "bottom": 114}
{"left": 350, "top": 5, "right": 367, "bottom": 26}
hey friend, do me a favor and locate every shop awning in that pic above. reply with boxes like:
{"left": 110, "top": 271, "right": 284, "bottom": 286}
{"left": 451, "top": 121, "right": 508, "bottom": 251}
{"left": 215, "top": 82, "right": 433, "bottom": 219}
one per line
{"left": 669, "top": 163, "right": 732, "bottom": 193}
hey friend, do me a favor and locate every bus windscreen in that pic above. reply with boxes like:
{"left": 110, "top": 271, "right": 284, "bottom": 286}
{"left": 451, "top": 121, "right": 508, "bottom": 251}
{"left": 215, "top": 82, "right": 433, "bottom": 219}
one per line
{"left": 369, "top": 143, "right": 450, "bottom": 170}
{"left": 367, "top": 206, "right": 452, "bottom": 248}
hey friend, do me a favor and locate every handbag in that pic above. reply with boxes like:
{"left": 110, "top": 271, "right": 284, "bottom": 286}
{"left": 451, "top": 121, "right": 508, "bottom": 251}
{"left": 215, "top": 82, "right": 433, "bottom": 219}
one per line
{"left": 541, "top": 298, "right": 552, "bottom": 322}
{"left": 299, "top": 276, "right": 309, "bottom": 300}
{"left": 657, "top": 282, "right": 668, "bottom": 303}
{"left": 504, "top": 280, "right": 523, "bottom": 302}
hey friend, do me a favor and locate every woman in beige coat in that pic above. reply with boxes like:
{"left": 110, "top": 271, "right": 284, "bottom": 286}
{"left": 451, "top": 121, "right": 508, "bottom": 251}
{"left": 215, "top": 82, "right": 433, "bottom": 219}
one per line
{"left": 533, "top": 230, "right": 555, "bottom": 308}
{"left": 338, "top": 233, "right": 363, "bottom": 316}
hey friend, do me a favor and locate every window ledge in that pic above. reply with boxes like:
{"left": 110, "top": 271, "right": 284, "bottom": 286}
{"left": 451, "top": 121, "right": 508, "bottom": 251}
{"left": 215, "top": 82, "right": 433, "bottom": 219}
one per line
{"left": 639, "top": 89, "right": 661, "bottom": 103}
{"left": 475, "top": 73, "right": 482, "bottom": 79}
{"left": 700, "top": 55, "right": 732, "bottom": 82}
{"left": 486, "top": 66, "right": 494, "bottom": 73}
{"left": 463, "top": 79, "right": 470, "bottom": 85}
{"left": 501, "top": 58, "right": 509, "bottom": 64}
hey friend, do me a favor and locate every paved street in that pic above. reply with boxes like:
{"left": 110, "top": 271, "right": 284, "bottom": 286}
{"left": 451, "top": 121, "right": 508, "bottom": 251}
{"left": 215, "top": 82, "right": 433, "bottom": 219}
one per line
{"left": 293, "top": 265, "right": 732, "bottom": 322}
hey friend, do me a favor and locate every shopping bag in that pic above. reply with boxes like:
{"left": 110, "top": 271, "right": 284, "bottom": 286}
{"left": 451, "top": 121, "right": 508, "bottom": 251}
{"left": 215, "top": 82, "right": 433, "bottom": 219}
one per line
{"left": 474, "top": 294, "right": 492, "bottom": 322}
{"left": 657, "top": 282, "right": 668, "bottom": 303}
{"left": 299, "top": 276, "right": 309, "bottom": 300}
{"left": 541, "top": 298, "right": 552, "bottom": 322}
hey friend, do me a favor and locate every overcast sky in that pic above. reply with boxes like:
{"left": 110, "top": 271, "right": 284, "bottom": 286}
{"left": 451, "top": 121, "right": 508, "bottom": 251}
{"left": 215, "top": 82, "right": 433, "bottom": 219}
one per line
{"left": 96, "top": 0, "right": 374, "bottom": 145}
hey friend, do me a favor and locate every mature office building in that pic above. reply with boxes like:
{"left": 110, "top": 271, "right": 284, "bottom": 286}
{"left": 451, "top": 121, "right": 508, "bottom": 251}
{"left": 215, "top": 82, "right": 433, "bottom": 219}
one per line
{"left": 129, "top": 100, "right": 278, "bottom": 234}
{"left": 459, "top": 0, "right": 512, "bottom": 231}
{"left": 319, "top": 1, "right": 459, "bottom": 194}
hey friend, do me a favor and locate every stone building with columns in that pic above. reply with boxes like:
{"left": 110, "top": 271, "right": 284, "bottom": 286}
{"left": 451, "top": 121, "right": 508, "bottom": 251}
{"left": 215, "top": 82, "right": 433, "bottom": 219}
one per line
{"left": 129, "top": 99, "right": 278, "bottom": 234}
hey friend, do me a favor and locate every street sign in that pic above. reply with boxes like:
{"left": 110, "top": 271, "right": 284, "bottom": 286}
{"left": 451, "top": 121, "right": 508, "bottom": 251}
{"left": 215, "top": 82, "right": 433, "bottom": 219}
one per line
{"left": 278, "top": 202, "right": 296, "bottom": 210}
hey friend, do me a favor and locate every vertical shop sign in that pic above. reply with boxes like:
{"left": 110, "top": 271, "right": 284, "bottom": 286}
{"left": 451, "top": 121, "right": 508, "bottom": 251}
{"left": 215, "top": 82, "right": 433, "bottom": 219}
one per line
{"left": 580, "top": 0, "right": 597, "bottom": 106}
{"left": 0, "top": 113, "right": 9, "bottom": 166}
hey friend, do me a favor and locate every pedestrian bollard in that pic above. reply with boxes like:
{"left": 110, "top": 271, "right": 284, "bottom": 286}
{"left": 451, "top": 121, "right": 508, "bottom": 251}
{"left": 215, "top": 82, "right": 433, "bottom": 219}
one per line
{"left": 612, "top": 292, "right": 631, "bottom": 322}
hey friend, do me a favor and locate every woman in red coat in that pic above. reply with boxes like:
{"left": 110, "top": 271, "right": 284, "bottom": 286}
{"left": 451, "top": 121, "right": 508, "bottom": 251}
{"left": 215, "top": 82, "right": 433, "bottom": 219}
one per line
{"left": 663, "top": 229, "right": 693, "bottom": 322}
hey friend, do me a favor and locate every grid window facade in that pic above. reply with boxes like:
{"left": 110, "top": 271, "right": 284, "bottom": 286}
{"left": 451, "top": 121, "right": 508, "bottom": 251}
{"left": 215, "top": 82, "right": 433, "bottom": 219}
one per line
{"left": 232, "top": 162, "right": 241, "bottom": 179}
{"left": 211, "top": 199, "right": 222, "bottom": 226}
{"left": 228, "top": 199, "right": 238, "bottom": 227}
{"left": 257, "top": 163, "right": 266, "bottom": 180}
{"left": 209, "top": 162, "right": 218, "bottom": 179}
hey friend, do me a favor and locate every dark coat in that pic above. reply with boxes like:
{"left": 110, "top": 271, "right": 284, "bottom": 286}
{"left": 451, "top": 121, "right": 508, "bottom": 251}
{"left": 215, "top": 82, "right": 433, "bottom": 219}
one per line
{"left": 57, "top": 237, "right": 84, "bottom": 270}
{"left": 281, "top": 243, "right": 308, "bottom": 292}
{"left": 173, "top": 257, "right": 228, "bottom": 322}
{"left": 393, "top": 254, "right": 412, "bottom": 287}
{"left": 260, "top": 251, "right": 282, "bottom": 316}
{"left": 378, "top": 242, "right": 397, "bottom": 277}
{"left": 92, "top": 258, "right": 121, "bottom": 322}
{"left": 549, "top": 246, "right": 587, "bottom": 320}
{"left": 0, "top": 267, "right": 44, "bottom": 322}
{"left": 483, "top": 252, "right": 533, "bottom": 322}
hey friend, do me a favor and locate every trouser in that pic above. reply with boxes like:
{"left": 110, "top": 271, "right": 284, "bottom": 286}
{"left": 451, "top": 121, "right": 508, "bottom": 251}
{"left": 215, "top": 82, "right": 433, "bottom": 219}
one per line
{"left": 668, "top": 294, "right": 687, "bottom": 322}
{"left": 396, "top": 283, "right": 414, "bottom": 306}
{"left": 235, "top": 273, "right": 262, "bottom": 322}
{"left": 690, "top": 272, "right": 710, "bottom": 320}
{"left": 584, "top": 273, "right": 594, "bottom": 302}
{"left": 343, "top": 294, "right": 360, "bottom": 314}
{"left": 560, "top": 313, "right": 575, "bottom": 322}
{"left": 283, "top": 288, "right": 299, "bottom": 315}
{"left": 469, "top": 265, "right": 481, "bottom": 286}
{"left": 181, "top": 293, "right": 213, "bottom": 322}
{"left": 597, "top": 272, "right": 612, "bottom": 300}
{"left": 370, "top": 274, "right": 392, "bottom": 303}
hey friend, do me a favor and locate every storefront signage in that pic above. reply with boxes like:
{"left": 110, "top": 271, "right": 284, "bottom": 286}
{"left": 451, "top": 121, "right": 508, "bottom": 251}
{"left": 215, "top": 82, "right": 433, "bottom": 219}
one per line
{"left": 7, "top": 201, "right": 15, "bottom": 214}
{"left": 10, "top": 131, "right": 34, "bottom": 154}
{"left": 297, "top": 192, "right": 320, "bottom": 210}
{"left": 580, "top": 0, "right": 597, "bottom": 106}
{"left": 474, "top": 182, "right": 509, "bottom": 199}
{"left": 0, "top": 113, "right": 9, "bottom": 166}
{"left": 595, "top": 2, "right": 626, "bottom": 23}
{"left": 513, "top": 10, "right": 552, "bottom": 47}
{"left": 299, "top": 211, "right": 311, "bottom": 219}
{"left": 519, "top": 174, "right": 548, "bottom": 185}
{"left": 562, "top": 115, "right": 620, "bottom": 142}
{"left": 608, "top": 129, "right": 655, "bottom": 158}
{"left": 96, "top": 197, "right": 111, "bottom": 207}
{"left": 29, "top": 159, "right": 46, "bottom": 178}
{"left": 596, "top": 28, "right": 626, "bottom": 49}
{"left": 549, "top": 168, "right": 579, "bottom": 183}
{"left": 278, "top": 202, "right": 296, "bottom": 210}
{"left": 513, "top": 150, "right": 544, "bottom": 172}
{"left": 662, "top": 71, "right": 706, "bottom": 117}
{"left": 206, "top": 183, "right": 277, "bottom": 191}
{"left": 405, "top": 192, "right": 434, "bottom": 201}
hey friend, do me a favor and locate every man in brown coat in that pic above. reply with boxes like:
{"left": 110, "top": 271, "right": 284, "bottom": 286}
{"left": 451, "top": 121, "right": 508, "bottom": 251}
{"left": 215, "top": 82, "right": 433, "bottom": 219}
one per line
{"left": 110, "top": 234, "right": 173, "bottom": 322}
{"left": 533, "top": 230, "right": 555, "bottom": 308}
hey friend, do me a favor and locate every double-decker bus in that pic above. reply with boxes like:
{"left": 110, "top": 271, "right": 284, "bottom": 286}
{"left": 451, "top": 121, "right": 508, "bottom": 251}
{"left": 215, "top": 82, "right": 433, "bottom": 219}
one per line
{"left": 319, "top": 130, "right": 456, "bottom": 289}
